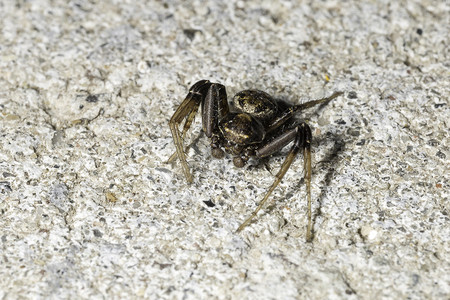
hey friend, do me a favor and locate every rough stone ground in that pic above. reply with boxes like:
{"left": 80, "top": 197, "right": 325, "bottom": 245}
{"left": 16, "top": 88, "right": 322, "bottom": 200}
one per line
{"left": 0, "top": 0, "right": 448, "bottom": 299}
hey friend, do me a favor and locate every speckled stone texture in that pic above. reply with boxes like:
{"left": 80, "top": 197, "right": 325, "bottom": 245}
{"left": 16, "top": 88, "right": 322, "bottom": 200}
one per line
{"left": 0, "top": 0, "right": 448, "bottom": 299}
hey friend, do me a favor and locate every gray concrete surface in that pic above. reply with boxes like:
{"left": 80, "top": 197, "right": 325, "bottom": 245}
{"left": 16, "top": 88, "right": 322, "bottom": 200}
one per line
{"left": 0, "top": 0, "right": 448, "bottom": 299}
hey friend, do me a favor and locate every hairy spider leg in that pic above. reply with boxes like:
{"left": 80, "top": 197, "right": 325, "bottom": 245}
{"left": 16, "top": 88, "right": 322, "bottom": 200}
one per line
{"left": 267, "top": 91, "right": 343, "bottom": 134}
{"left": 167, "top": 100, "right": 201, "bottom": 163}
{"left": 202, "top": 83, "right": 228, "bottom": 137}
{"left": 236, "top": 123, "right": 313, "bottom": 241}
{"left": 168, "top": 82, "right": 228, "bottom": 163}
{"left": 169, "top": 80, "right": 212, "bottom": 183}
{"left": 303, "top": 140, "right": 312, "bottom": 242}
{"left": 168, "top": 80, "right": 212, "bottom": 162}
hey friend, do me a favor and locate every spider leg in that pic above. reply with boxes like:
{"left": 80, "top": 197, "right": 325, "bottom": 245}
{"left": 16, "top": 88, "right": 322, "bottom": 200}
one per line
{"left": 303, "top": 135, "right": 312, "bottom": 242}
{"left": 169, "top": 80, "right": 211, "bottom": 183}
{"left": 202, "top": 83, "right": 227, "bottom": 137}
{"left": 267, "top": 91, "right": 343, "bottom": 134}
{"left": 168, "top": 83, "right": 228, "bottom": 163}
{"left": 167, "top": 102, "right": 201, "bottom": 163}
{"left": 236, "top": 123, "right": 314, "bottom": 242}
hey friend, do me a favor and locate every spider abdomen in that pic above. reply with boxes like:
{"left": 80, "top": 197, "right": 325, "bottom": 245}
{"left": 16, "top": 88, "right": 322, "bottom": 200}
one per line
{"left": 219, "top": 113, "right": 265, "bottom": 145}
{"left": 233, "top": 90, "right": 278, "bottom": 123}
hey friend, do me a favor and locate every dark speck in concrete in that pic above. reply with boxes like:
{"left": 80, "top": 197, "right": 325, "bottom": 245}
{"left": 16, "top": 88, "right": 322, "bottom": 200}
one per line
{"left": 203, "top": 200, "right": 216, "bottom": 207}
{"left": 348, "top": 91, "right": 357, "bottom": 99}
{"left": 93, "top": 229, "right": 103, "bottom": 237}
{"left": 86, "top": 95, "right": 99, "bottom": 103}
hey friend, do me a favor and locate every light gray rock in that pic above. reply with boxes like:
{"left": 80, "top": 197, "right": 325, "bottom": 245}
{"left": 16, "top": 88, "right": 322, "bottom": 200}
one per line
{"left": 0, "top": 1, "right": 448, "bottom": 299}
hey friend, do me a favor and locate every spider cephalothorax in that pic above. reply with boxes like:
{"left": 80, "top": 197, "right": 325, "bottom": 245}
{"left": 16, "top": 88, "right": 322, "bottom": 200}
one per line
{"left": 169, "top": 79, "right": 342, "bottom": 241}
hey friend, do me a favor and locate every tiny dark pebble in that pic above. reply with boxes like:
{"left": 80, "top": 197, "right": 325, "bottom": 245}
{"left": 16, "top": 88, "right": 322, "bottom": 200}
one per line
{"left": 434, "top": 103, "right": 446, "bottom": 108}
{"left": 93, "top": 229, "right": 103, "bottom": 237}
{"left": 203, "top": 200, "right": 215, "bottom": 207}
{"left": 427, "top": 139, "right": 439, "bottom": 147}
{"left": 348, "top": 91, "right": 357, "bottom": 99}
{"left": 86, "top": 95, "right": 99, "bottom": 103}
{"left": 397, "top": 226, "right": 407, "bottom": 232}
{"left": 0, "top": 181, "right": 12, "bottom": 193}
{"left": 436, "top": 150, "right": 446, "bottom": 159}
{"left": 356, "top": 139, "right": 366, "bottom": 146}
{"left": 347, "top": 129, "right": 360, "bottom": 136}
{"left": 416, "top": 28, "right": 423, "bottom": 35}
{"left": 183, "top": 29, "right": 201, "bottom": 41}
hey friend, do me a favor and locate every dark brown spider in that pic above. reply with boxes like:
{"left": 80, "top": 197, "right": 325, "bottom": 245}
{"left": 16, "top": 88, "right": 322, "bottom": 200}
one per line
{"left": 169, "top": 80, "right": 342, "bottom": 241}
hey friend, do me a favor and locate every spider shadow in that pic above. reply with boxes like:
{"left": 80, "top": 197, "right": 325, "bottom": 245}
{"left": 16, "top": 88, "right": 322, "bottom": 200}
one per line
{"left": 260, "top": 133, "right": 346, "bottom": 236}
{"left": 308, "top": 133, "right": 346, "bottom": 240}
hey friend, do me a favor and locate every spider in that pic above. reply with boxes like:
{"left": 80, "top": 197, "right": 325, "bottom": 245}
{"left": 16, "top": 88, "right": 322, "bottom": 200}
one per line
{"left": 169, "top": 80, "right": 343, "bottom": 241}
